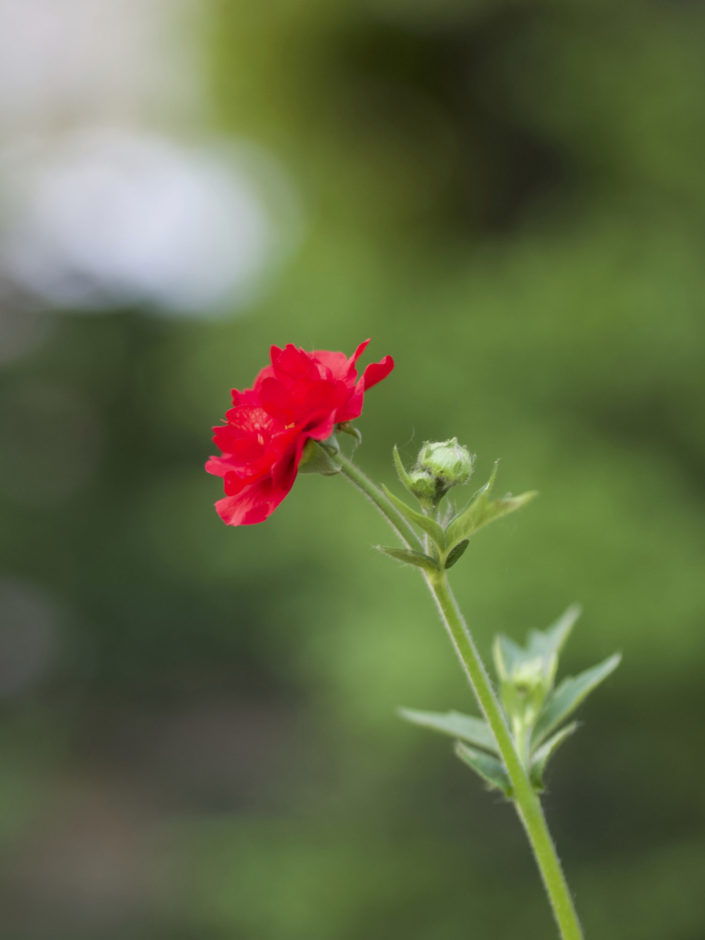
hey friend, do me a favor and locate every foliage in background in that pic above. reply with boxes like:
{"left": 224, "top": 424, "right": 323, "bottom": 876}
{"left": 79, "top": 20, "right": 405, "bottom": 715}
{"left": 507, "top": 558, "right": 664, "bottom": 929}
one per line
{"left": 1, "top": 1, "right": 704, "bottom": 938}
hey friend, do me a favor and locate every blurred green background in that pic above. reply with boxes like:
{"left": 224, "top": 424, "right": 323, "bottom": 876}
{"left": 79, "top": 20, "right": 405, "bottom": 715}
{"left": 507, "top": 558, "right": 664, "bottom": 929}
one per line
{"left": 1, "top": 1, "right": 704, "bottom": 938}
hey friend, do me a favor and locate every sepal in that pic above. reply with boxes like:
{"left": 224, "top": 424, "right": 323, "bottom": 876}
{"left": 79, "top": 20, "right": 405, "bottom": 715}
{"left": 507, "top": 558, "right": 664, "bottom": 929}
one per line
{"left": 337, "top": 421, "right": 362, "bottom": 447}
{"left": 298, "top": 437, "right": 342, "bottom": 475}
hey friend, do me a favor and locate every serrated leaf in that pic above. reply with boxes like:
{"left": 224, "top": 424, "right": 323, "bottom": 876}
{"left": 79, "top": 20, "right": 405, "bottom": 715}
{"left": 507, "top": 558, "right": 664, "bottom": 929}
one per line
{"left": 445, "top": 464, "right": 536, "bottom": 548}
{"left": 530, "top": 722, "right": 578, "bottom": 790}
{"left": 375, "top": 545, "right": 439, "bottom": 572}
{"left": 455, "top": 742, "right": 512, "bottom": 796}
{"left": 399, "top": 707, "right": 498, "bottom": 754}
{"left": 381, "top": 485, "right": 445, "bottom": 547}
{"left": 444, "top": 539, "right": 469, "bottom": 569}
{"left": 532, "top": 653, "right": 622, "bottom": 746}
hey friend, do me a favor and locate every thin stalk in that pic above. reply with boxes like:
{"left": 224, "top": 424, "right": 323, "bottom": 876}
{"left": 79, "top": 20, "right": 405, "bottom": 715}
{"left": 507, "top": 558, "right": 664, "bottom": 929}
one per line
{"left": 336, "top": 451, "right": 421, "bottom": 551}
{"left": 337, "top": 456, "right": 584, "bottom": 940}
{"left": 428, "top": 572, "right": 583, "bottom": 940}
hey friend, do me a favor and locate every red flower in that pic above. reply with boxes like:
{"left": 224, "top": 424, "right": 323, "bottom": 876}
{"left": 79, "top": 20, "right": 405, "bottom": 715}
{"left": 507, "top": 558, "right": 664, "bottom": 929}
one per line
{"left": 206, "top": 340, "right": 394, "bottom": 526}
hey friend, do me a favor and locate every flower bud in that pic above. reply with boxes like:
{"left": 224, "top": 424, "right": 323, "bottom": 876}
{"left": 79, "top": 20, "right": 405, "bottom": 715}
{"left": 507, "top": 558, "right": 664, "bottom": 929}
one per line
{"left": 415, "top": 438, "right": 474, "bottom": 502}
{"left": 503, "top": 656, "right": 551, "bottom": 726}
{"left": 406, "top": 469, "right": 438, "bottom": 502}
{"left": 510, "top": 657, "right": 548, "bottom": 695}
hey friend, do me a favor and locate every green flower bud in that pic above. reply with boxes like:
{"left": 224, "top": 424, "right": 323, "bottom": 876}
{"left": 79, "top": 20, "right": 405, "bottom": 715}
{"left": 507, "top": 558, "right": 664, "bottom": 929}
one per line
{"left": 503, "top": 656, "right": 551, "bottom": 727}
{"left": 511, "top": 657, "right": 548, "bottom": 695}
{"left": 406, "top": 469, "right": 438, "bottom": 502}
{"left": 415, "top": 438, "right": 474, "bottom": 503}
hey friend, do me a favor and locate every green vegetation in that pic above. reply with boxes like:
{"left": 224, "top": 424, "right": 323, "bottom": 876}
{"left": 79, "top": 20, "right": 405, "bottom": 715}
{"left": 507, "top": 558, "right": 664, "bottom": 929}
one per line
{"left": 1, "top": 2, "right": 704, "bottom": 937}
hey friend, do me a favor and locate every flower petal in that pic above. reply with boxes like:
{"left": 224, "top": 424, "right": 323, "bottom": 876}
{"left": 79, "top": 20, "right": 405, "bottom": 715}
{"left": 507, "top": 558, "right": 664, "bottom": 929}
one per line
{"left": 271, "top": 344, "right": 319, "bottom": 383}
{"left": 349, "top": 338, "right": 370, "bottom": 365}
{"left": 207, "top": 340, "right": 393, "bottom": 526}
{"left": 359, "top": 355, "right": 394, "bottom": 391}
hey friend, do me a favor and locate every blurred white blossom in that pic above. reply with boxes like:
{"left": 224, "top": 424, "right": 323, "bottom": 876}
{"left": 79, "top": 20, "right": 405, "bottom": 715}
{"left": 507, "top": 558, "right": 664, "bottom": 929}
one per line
{"left": 0, "top": 0, "right": 301, "bottom": 317}
{"left": 0, "top": 129, "right": 299, "bottom": 314}
{"left": 0, "top": 0, "right": 204, "bottom": 128}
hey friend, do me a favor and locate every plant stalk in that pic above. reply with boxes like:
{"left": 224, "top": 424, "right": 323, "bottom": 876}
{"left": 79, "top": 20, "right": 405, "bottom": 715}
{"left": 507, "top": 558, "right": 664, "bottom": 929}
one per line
{"left": 335, "top": 451, "right": 421, "bottom": 550}
{"left": 337, "top": 452, "right": 584, "bottom": 940}
{"left": 427, "top": 572, "right": 583, "bottom": 940}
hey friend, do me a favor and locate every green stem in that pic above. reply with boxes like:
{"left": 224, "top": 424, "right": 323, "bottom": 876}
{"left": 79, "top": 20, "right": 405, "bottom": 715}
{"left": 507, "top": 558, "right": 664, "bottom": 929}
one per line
{"left": 336, "top": 451, "right": 421, "bottom": 551}
{"left": 337, "top": 456, "right": 584, "bottom": 940}
{"left": 428, "top": 573, "right": 583, "bottom": 940}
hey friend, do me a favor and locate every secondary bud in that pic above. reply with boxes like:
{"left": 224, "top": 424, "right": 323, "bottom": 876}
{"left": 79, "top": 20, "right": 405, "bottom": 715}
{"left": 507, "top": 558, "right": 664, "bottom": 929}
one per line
{"left": 406, "top": 469, "right": 438, "bottom": 501}
{"left": 416, "top": 438, "right": 474, "bottom": 499}
{"left": 510, "top": 657, "right": 548, "bottom": 695}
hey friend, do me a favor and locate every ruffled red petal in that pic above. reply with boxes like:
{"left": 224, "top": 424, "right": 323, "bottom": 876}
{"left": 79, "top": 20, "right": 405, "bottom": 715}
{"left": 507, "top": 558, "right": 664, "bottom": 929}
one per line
{"left": 207, "top": 340, "right": 393, "bottom": 526}
{"left": 359, "top": 355, "right": 394, "bottom": 391}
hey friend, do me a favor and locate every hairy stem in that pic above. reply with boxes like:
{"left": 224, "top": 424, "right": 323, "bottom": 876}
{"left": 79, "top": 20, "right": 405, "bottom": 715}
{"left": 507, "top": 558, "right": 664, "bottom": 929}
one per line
{"left": 336, "top": 451, "right": 421, "bottom": 550}
{"left": 337, "top": 455, "right": 584, "bottom": 940}
{"left": 426, "top": 571, "right": 583, "bottom": 940}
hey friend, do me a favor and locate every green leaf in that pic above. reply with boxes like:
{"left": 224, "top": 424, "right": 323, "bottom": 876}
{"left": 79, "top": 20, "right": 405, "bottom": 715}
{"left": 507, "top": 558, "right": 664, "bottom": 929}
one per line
{"left": 532, "top": 653, "right": 622, "bottom": 746}
{"left": 381, "top": 485, "right": 445, "bottom": 548}
{"left": 493, "top": 605, "right": 582, "bottom": 692}
{"left": 375, "top": 545, "right": 439, "bottom": 572}
{"left": 399, "top": 707, "right": 498, "bottom": 754}
{"left": 530, "top": 722, "right": 578, "bottom": 790}
{"left": 445, "top": 463, "right": 536, "bottom": 549}
{"left": 392, "top": 445, "right": 414, "bottom": 492}
{"left": 444, "top": 539, "right": 469, "bottom": 569}
{"left": 493, "top": 633, "right": 526, "bottom": 682}
{"left": 524, "top": 605, "right": 581, "bottom": 687}
{"left": 455, "top": 742, "right": 512, "bottom": 796}
{"left": 445, "top": 463, "right": 498, "bottom": 544}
